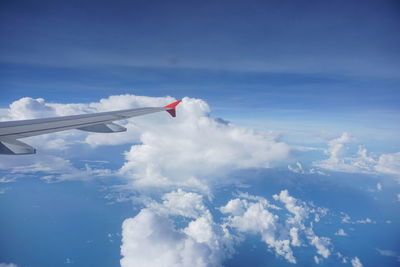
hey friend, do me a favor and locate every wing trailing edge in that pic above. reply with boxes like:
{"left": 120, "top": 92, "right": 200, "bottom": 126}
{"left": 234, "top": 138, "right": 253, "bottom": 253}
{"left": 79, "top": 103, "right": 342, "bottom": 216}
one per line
{"left": 0, "top": 138, "right": 36, "bottom": 155}
{"left": 77, "top": 122, "right": 127, "bottom": 133}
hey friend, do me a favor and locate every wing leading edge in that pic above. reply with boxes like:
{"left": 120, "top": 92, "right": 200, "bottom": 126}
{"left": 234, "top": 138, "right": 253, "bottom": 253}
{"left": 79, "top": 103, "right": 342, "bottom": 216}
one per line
{"left": 0, "top": 99, "right": 182, "bottom": 155}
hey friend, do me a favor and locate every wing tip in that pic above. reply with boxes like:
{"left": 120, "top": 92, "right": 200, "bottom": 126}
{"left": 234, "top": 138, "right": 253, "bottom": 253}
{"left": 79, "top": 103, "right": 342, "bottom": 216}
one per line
{"left": 164, "top": 99, "right": 182, "bottom": 117}
{"left": 164, "top": 99, "right": 182, "bottom": 109}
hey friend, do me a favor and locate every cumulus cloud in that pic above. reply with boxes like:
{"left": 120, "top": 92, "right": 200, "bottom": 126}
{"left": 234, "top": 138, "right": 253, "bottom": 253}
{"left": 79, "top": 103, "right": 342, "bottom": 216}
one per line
{"left": 220, "top": 190, "right": 331, "bottom": 264}
{"left": 351, "top": 256, "right": 363, "bottom": 267}
{"left": 288, "top": 161, "right": 325, "bottom": 175}
{"left": 221, "top": 197, "right": 294, "bottom": 261}
{"left": 306, "top": 230, "right": 331, "bottom": 259}
{"left": 273, "top": 190, "right": 309, "bottom": 224}
{"left": 314, "top": 133, "right": 400, "bottom": 180}
{"left": 355, "top": 218, "right": 376, "bottom": 224}
{"left": 340, "top": 213, "right": 352, "bottom": 223}
{"left": 290, "top": 227, "right": 301, "bottom": 247}
{"left": 0, "top": 263, "right": 18, "bottom": 267}
{"left": 147, "top": 189, "right": 207, "bottom": 219}
{"left": 5, "top": 97, "right": 56, "bottom": 120}
{"left": 334, "top": 228, "right": 348, "bottom": 236}
{"left": 340, "top": 212, "right": 376, "bottom": 224}
{"left": 118, "top": 97, "right": 290, "bottom": 193}
{"left": 121, "top": 189, "right": 235, "bottom": 267}
{"left": 337, "top": 252, "right": 348, "bottom": 263}
{"left": 121, "top": 208, "right": 225, "bottom": 267}
{"left": 375, "top": 152, "right": 400, "bottom": 176}
{"left": 314, "top": 133, "right": 372, "bottom": 173}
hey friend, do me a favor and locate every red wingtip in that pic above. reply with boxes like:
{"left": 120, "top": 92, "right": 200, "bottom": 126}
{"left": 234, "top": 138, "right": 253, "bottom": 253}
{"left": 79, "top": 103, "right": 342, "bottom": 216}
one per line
{"left": 164, "top": 99, "right": 182, "bottom": 117}
{"left": 163, "top": 99, "right": 182, "bottom": 109}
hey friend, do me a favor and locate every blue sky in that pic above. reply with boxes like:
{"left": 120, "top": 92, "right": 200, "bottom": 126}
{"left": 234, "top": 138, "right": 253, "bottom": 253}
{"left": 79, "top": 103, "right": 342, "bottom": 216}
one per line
{"left": 1, "top": 0, "right": 400, "bottom": 107}
{"left": 1, "top": 1, "right": 400, "bottom": 267}
{"left": 1, "top": 0, "right": 399, "bottom": 146}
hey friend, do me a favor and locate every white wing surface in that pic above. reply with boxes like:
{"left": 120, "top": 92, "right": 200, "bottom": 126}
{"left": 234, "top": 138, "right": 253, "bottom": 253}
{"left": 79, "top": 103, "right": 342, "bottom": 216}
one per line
{"left": 0, "top": 99, "right": 182, "bottom": 155}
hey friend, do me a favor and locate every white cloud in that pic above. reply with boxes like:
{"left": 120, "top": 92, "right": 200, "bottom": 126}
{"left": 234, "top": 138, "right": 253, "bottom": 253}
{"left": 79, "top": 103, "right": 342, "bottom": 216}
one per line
{"left": 0, "top": 154, "right": 111, "bottom": 182}
{"left": 340, "top": 213, "right": 376, "bottom": 224}
{"left": 326, "top": 132, "right": 353, "bottom": 162}
{"left": 334, "top": 228, "right": 348, "bottom": 236}
{"left": 314, "top": 133, "right": 373, "bottom": 174}
{"left": 5, "top": 97, "right": 56, "bottom": 120}
{"left": 147, "top": 189, "right": 207, "bottom": 219}
{"left": 221, "top": 199, "right": 286, "bottom": 261}
{"left": 376, "top": 183, "right": 382, "bottom": 191}
{"left": 376, "top": 249, "right": 400, "bottom": 262}
{"left": 341, "top": 212, "right": 352, "bottom": 223}
{"left": 337, "top": 252, "right": 348, "bottom": 263}
{"left": 0, "top": 263, "right": 17, "bottom": 267}
{"left": 220, "top": 190, "right": 331, "bottom": 264}
{"left": 290, "top": 227, "right": 301, "bottom": 246}
{"left": 121, "top": 189, "right": 235, "bottom": 267}
{"left": 118, "top": 97, "right": 290, "bottom": 193}
{"left": 307, "top": 231, "right": 331, "bottom": 259}
{"left": 375, "top": 152, "right": 400, "bottom": 176}
{"left": 288, "top": 161, "right": 326, "bottom": 175}
{"left": 355, "top": 218, "right": 375, "bottom": 224}
{"left": 314, "top": 133, "right": 400, "bottom": 180}
{"left": 273, "top": 189, "right": 309, "bottom": 224}
{"left": 121, "top": 209, "right": 225, "bottom": 267}
{"left": 314, "top": 255, "right": 322, "bottom": 264}
{"left": 351, "top": 257, "right": 363, "bottom": 267}
{"left": 288, "top": 161, "right": 305, "bottom": 174}
{"left": 219, "top": 198, "right": 247, "bottom": 216}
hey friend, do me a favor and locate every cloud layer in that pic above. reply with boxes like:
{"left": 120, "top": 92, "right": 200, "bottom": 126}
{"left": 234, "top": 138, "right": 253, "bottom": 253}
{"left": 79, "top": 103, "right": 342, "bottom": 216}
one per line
{"left": 0, "top": 95, "right": 378, "bottom": 266}
{"left": 1, "top": 95, "right": 290, "bottom": 193}
{"left": 2, "top": 96, "right": 399, "bottom": 187}
{"left": 120, "top": 189, "right": 345, "bottom": 266}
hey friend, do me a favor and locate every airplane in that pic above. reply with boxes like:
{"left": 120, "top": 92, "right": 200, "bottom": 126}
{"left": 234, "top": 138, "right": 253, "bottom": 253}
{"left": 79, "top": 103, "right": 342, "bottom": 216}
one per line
{"left": 0, "top": 99, "right": 182, "bottom": 155}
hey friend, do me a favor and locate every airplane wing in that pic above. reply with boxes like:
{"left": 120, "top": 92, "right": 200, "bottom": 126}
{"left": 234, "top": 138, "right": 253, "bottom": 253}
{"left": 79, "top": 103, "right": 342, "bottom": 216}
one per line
{"left": 0, "top": 99, "right": 182, "bottom": 155}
